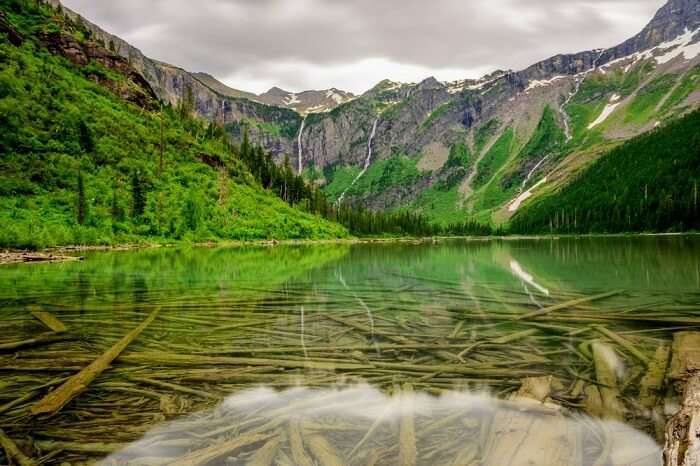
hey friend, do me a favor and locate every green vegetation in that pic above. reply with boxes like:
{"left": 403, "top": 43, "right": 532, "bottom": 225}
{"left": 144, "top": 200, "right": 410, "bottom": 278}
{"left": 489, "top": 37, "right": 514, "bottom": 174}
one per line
{"left": 519, "top": 106, "right": 565, "bottom": 159}
{"left": 411, "top": 184, "right": 462, "bottom": 225}
{"left": 322, "top": 166, "right": 362, "bottom": 201}
{"left": 0, "top": 0, "right": 346, "bottom": 248}
{"left": 472, "top": 128, "right": 514, "bottom": 189}
{"left": 323, "top": 155, "right": 420, "bottom": 200}
{"left": 510, "top": 109, "right": 700, "bottom": 234}
{"left": 474, "top": 119, "right": 500, "bottom": 155}
{"left": 420, "top": 102, "right": 452, "bottom": 130}
{"left": 623, "top": 74, "right": 677, "bottom": 124}
{"left": 445, "top": 143, "right": 471, "bottom": 169}
{"left": 660, "top": 65, "right": 700, "bottom": 113}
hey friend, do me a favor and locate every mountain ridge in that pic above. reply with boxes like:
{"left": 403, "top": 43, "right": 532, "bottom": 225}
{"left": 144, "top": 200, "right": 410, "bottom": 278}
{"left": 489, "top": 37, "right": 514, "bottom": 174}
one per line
{"left": 37, "top": 0, "right": 700, "bottom": 227}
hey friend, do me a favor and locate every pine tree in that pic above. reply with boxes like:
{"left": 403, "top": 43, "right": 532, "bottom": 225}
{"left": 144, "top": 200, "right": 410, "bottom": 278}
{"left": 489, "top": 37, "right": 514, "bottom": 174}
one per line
{"left": 131, "top": 171, "right": 146, "bottom": 219}
{"left": 77, "top": 170, "right": 86, "bottom": 225}
{"left": 77, "top": 119, "right": 94, "bottom": 154}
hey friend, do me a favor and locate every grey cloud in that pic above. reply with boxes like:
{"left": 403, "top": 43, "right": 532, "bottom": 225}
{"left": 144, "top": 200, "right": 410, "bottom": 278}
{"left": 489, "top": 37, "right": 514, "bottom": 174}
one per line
{"left": 61, "top": 0, "right": 664, "bottom": 93}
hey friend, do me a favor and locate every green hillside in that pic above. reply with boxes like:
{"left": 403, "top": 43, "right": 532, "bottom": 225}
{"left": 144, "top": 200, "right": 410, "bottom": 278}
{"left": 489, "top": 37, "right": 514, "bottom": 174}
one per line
{"left": 509, "top": 109, "right": 700, "bottom": 234}
{"left": 0, "top": 0, "right": 346, "bottom": 248}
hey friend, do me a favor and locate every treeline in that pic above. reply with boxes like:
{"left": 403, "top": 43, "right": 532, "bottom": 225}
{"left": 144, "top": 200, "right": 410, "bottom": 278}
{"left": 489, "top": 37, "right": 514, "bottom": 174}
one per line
{"left": 236, "top": 130, "right": 493, "bottom": 237}
{"left": 510, "top": 109, "right": 700, "bottom": 234}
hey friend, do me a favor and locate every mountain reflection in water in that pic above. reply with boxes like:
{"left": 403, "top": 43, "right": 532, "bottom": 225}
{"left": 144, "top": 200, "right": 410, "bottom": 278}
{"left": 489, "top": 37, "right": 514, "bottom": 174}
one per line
{"left": 99, "top": 385, "right": 660, "bottom": 466}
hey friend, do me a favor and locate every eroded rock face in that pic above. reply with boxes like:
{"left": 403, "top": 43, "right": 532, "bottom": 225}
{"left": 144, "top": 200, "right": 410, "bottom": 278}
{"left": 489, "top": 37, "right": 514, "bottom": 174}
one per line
{"left": 40, "top": 31, "right": 158, "bottom": 109}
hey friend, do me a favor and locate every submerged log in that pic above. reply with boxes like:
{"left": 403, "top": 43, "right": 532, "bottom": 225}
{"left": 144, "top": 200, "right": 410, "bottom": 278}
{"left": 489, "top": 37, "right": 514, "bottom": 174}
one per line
{"left": 29, "top": 309, "right": 67, "bottom": 333}
{"left": 288, "top": 419, "right": 314, "bottom": 466}
{"left": 0, "top": 428, "right": 36, "bottom": 466}
{"left": 306, "top": 434, "right": 345, "bottom": 466}
{"left": 591, "top": 340, "right": 625, "bottom": 420}
{"left": 482, "top": 376, "right": 580, "bottom": 465}
{"left": 515, "top": 290, "right": 623, "bottom": 320}
{"left": 30, "top": 308, "right": 160, "bottom": 416}
{"left": 399, "top": 384, "right": 416, "bottom": 466}
{"left": 640, "top": 345, "right": 671, "bottom": 409}
{"left": 169, "top": 432, "right": 273, "bottom": 466}
{"left": 247, "top": 437, "right": 280, "bottom": 466}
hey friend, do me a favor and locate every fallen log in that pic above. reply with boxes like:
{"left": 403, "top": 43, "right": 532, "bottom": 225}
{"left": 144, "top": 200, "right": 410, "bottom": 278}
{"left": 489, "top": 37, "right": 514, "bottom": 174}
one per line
{"left": 30, "top": 308, "right": 160, "bottom": 416}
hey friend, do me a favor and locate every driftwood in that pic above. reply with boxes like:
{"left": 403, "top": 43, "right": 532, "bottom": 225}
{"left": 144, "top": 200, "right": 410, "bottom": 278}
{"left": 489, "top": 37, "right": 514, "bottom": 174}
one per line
{"left": 0, "top": 428, "right": 36, "bottom": 466}
{"left": 665, "top": 374, "right": 700, "bottom": 466}
{"left": 30, "top": 308, "right": 160, "bottom": 416}
{"left": 665, "top": 332, "right": 700, "bottom": 465}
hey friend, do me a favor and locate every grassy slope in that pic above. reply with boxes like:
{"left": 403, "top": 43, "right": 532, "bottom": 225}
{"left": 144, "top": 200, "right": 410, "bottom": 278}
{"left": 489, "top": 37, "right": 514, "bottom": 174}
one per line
{"left": 0, "top": 0, "right": 346, "bottom": 248}
{"left": 509, "top": 109, "right": 700, "bottom": 233}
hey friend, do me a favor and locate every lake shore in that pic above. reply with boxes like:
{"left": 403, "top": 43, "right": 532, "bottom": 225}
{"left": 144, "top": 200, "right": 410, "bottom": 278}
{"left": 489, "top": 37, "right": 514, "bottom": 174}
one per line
{"left": 2, "top": 231, "right": 698, "bottom": 265}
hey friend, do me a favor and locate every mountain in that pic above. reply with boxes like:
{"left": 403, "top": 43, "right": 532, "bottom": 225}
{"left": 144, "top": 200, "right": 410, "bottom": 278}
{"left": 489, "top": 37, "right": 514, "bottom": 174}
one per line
{"left": 30, "top": 0, "right": 700, "bottom": 230}
{"left": 257, "top": 87, "right": 355, "bottom": 114}
{"left": 509, "top": 108, "right": 700, "bottom": 234}
{"left": 0, "top": 0, "right": 346, "bottom": 248}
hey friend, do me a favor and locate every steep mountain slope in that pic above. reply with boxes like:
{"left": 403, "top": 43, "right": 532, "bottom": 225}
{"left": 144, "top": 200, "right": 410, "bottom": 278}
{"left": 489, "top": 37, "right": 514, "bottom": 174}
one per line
{"left": 509, "top": 109, "right": 700, "bottom": 233}
{"left": 296, "top": 0, "right": 700, "bottom": 225}
{"left": 37, "top": 0, "right": 700, "bottom": 230}
{"left": 0, "top": 0, "right": 346, "bottom": 248}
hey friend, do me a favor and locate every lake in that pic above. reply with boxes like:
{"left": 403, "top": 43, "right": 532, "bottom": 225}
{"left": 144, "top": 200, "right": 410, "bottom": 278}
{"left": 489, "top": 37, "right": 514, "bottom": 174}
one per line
{"left": 1, "top": 236, "right": 699, "bottom": 465}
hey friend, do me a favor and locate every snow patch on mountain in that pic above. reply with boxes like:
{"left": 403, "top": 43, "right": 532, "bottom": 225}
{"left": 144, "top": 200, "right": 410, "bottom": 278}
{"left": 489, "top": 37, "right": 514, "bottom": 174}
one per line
{"left": 588, "top": 94, "right": 623, "bottom": 129}
{"left": 525, "top": 76, "right": 568, "bottom": 92}
{"left": 509, "top": 177, "right": 548, "bottom": 212}
{"left": 601, "top": 27, "right": 700, "bottom": 74}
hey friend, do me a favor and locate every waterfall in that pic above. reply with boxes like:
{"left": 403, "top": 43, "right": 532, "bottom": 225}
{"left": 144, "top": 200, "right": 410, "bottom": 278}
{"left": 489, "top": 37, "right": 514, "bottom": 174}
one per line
{"left": 337, "top": 117, "right": 380, "bottom": 205}
{"left": 297, "top": 116, "right": 307, "bottom": 174}
{"left": 560, "top": 50, "right": 605, "bottom": 141}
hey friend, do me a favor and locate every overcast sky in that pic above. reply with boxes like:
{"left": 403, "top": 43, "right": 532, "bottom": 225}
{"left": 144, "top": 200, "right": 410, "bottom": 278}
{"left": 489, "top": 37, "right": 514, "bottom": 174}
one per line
{"left": 61, "top": 0, "right": 665, "bottom": 95}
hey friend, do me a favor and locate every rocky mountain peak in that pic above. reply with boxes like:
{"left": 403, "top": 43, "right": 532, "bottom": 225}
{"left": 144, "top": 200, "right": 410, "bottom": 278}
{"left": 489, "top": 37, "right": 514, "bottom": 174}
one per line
{"left": 416, "top": 76, "right": 444, "bottom": 91}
